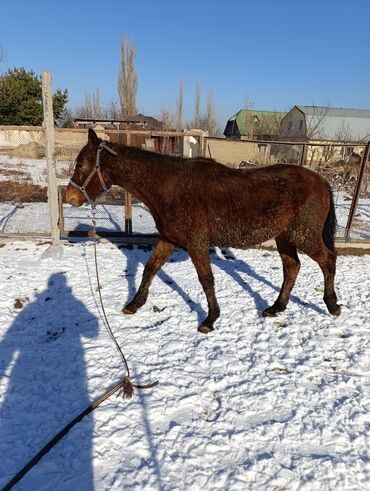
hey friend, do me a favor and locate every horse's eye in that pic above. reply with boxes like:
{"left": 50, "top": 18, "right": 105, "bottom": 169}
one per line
{"left": 76, "top": 162, "right": 83, "bottom": 169}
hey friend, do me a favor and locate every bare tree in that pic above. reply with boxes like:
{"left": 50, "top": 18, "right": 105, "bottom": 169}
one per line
{"left": 102, "top": 100, "right": 121, "bottom": 119}
{"left": 75, "top": 89, "right": 102, "bottom": 118}
{"left": 118, "top": 37, "right": 138, "bottom": 120}
{"left": 255, "top": 112, "right": 285, "bottom": 139}
{"left": 305, "top": 105, "right": 331, "bottom": 140}
{"left": 176, "top": 79, "right": 184, "bottom": 130}
{"left": 91, "top": 88, "right": 102, "bottom": 118}
{"left": 203, "top": 90, "right": 220, "bottom": 136}
{"left": 158, "top": 105, "right": 176, "bottom": 130}
{"left": 192, "top": 80, "right": 201, "bottom": 128}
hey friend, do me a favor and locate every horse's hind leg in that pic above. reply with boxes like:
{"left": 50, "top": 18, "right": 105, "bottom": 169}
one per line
{"left": 123, "top": 239, "right": 175, "bottom": 315}
{"left": 188, "top": 246, "right": 220, "bottom": 334}
{"left": 299, "top": 240, "right": 340, "bottom": 316}
{"left": 263, "top": 234, "right": 300, "bottom": 317}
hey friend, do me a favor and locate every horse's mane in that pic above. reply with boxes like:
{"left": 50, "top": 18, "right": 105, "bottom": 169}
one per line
{"left": 110, "top": 142, "right": 224, "bottom": 174}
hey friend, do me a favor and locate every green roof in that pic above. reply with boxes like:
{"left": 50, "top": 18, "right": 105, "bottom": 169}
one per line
{"left": 229, "top": 109, "right": 287, "bottom": 136}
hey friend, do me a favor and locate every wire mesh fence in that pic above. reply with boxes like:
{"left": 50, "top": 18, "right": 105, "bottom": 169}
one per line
{"left": 0, "top": 124, "right": 369, "bottom": 242}
{"left": 0, "top": 126, "right": 49, "bottom": 235}
{"left": 304, "top": 143, "right": 368, "bottom": 240}
{"left": 206, "top": 137, "right": 370, "bottom": 241}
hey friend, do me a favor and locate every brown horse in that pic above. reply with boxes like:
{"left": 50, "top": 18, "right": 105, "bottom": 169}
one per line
{"left": 66, "top": 129, "right": 341, "bottom": 333}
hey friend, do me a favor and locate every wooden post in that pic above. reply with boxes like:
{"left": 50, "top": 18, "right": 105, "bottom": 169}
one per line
{"left": 42, "top": 71, "right": 60, "bottom": 244}
{"left": 58, "top": 187, "right": 65, "bottom": 237}
{"left": 344, "top": 141, "right": 370, "bottom": 241}
{"left": 125, "top": 191, "right": 133, "bottom": 235}
{"left": 125, "top": 132, "right": 133, "bottom": 235}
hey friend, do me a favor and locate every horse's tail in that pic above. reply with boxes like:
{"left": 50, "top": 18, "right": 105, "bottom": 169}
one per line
{"left": 323, "top": 179, "right": 337, "bottom": 253}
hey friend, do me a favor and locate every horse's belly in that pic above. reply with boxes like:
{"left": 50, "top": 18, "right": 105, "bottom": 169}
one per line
{"left": 211, "top": 222, "right": 281, "bottom": 248}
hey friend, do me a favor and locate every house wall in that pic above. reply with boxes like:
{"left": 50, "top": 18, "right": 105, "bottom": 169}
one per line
{"left": 280, "top": 107, "right": 306, "bottom": 139}
{"left": 306, "top": 142, "right": 365, "bottom": 167}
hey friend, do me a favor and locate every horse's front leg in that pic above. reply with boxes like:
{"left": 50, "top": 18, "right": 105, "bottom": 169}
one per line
{"left": 188, "top": 247, "right": 220, "bottom": 334}
{"left": 123, "top": 239, "right": 175, "bottom": 315}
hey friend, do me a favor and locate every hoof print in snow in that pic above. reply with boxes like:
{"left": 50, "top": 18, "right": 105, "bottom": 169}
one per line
{"left": 153, "top": 305, "right": 166, "bottom": 313}
{"left": 336, "top": 331, "right": 351, "bottom": 338}
{"left": 271, "top": 366, "right": 286, "bottom": 374}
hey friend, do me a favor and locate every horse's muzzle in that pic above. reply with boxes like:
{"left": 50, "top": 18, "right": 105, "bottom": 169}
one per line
{"left": 65, "top": 184, "right": 84, "bottom": 207}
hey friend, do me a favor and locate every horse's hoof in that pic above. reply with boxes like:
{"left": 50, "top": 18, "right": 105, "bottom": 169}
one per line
{"left": 262, "top": 308, "right": 278, "bottom": 317}
{"left": 198, "top": 324, "right": 214, "bottom": 334}
{"left": 122, "top": 306, "right": 136, "bottom": 315}
{"left": 330, "top": 304, "right": 341, "bottom": 316}
{"left": 262, "top": 304, "right": 286, "bottom": 317}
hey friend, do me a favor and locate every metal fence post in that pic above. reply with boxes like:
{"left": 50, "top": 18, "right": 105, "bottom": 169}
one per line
{"left": 299, "top": 143, "right": 307, "bottom": 166}
{"left": 344, "top": 141, "right": 370, "bottom": 241}
{"left": 42, "top": 71, "right": 60, "bottom": 244}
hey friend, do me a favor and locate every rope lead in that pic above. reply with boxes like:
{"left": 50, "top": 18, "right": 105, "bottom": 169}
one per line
{"left": 91, "top": 207, "right": 158, "bottom": 397}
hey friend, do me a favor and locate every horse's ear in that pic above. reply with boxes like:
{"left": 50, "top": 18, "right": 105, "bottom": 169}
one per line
{"left": 88, "top": 128, "right": 100, "bottom": 148}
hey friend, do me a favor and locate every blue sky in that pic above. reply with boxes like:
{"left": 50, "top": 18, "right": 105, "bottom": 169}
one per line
{"left": 1, "top": 0, "right": 369, "bottom": 127}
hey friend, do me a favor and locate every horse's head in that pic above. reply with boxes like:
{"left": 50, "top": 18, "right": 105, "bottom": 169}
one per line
{"left": 66, "top": 128, "right": 117, "bottom": 207}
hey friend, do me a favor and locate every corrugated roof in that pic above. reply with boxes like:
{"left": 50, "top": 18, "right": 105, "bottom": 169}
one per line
{"left": 296, "top": 106, "right": 370, "bottom": 140}
{"left": 229, "top": 109, "right": 286, "bottom": 135}
{"left": 297, "top": 106, "right": 370, "bottom": 118}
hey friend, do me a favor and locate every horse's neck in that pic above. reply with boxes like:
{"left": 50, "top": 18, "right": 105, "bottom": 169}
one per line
{"left": 111, "top": 148, "right": 170, "bottom": 204}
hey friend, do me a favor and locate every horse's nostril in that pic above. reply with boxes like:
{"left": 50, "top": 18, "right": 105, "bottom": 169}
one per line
{"left": 66, "top": 195, "right": 78, "bottom": 207}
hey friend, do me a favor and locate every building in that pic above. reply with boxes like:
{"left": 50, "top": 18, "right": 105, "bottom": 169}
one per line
{"left": 223, "top": 109, "right": 286, "bottom": 140}
{"left": 279, "top": 105, "right": 370, "bottom": 165}
{"left": 280, "top": 106, "right": 370, "bottom": 142}
{"left": 73, "top": 113, "right": 163, "bottom": 131}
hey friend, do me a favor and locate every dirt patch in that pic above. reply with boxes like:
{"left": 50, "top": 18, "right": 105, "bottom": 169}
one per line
{"left": 0, "top": 181, "right": 47, "bottom": 202}
{"left": 335, "top": 247, "right": 370, "bottom": 256}
{"left": 10, "top": 142, "right": 45, "bottom": 159}
{"left": 14, "top": 297, "right": 29, "bottom": 309}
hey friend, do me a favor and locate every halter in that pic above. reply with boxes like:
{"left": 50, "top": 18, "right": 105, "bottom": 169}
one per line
{"left": 69, "top": 141, "right": 118, "bottom": 207}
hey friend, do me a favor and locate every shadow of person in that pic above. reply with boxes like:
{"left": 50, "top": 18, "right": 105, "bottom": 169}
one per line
{"left": 0, "top": 273, "right": 99, "bottom": 490}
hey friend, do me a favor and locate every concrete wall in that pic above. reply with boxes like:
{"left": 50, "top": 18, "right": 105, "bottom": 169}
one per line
{"left": 0, "top": 126, "right": 109, "bottom": 150}
{"left": 205, "top": 138, "right": 265, "bottom": 167}
{"left": 0, "top": 126, "right": 44, "bottom": 148}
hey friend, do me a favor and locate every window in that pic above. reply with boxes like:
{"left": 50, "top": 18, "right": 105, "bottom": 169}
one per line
{"left": 343, "top": 146, "right": 354, "bottom": 158}
{"left": 258, "top": 144, "right": 268, "bottom": 155}
{"left": 299, "top": 120, "right": 304, "bottom": 130}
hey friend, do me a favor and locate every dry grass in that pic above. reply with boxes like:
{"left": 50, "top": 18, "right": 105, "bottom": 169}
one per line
{"left": 0, "top": 181, "right": 47, "bottom": 202}
{"left": 1, "top": 168, "right": 31, "bottom": 180}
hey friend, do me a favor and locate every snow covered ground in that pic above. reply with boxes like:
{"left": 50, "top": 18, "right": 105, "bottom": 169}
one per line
{"left": 1, "top": 240, "right": 370, "bottom": 490}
